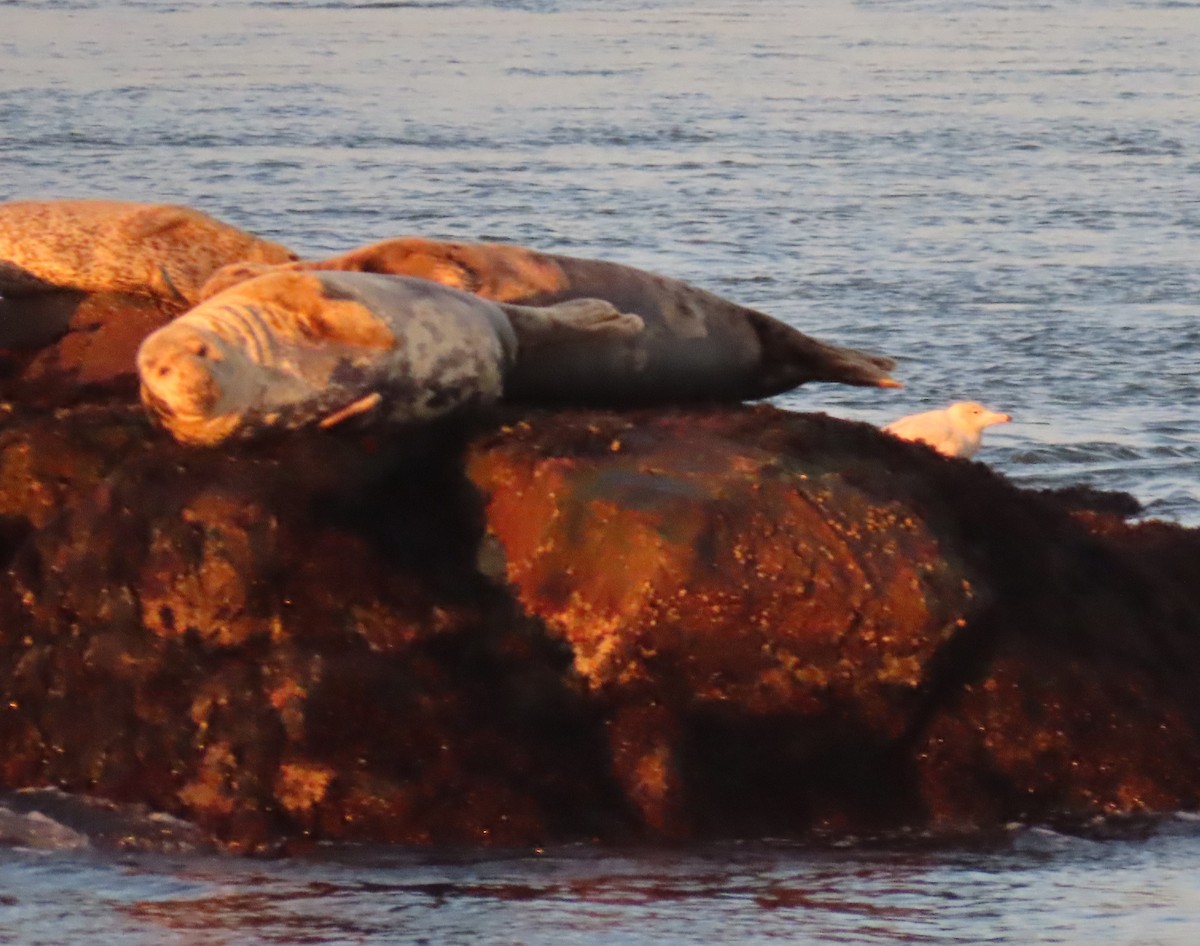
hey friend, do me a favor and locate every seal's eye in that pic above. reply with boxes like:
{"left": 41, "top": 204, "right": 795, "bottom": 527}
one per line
{"left": 183, "top": 337, "right": 220, "bottom": 359}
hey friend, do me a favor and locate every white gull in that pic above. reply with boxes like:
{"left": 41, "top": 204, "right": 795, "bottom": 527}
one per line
{"left": 883, "top": 401, "right": 1012, "bottom": 459}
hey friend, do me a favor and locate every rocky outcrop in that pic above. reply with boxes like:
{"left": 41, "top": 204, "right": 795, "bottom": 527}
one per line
{"left": 2, "top": 400, "right": 1200, "bottom": 850}
{"left": 469, "top": 409, "right": 1200, "bottom": 836}
{"left": 0, "top": 405, "right": 622, "bottom": 850}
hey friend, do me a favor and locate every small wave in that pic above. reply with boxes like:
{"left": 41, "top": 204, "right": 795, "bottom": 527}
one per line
{"left": 1097, "top": 132, "right": 1186, "bottom": 157}
{"left": 507, "top": 67, "right": 630, "bottom": 78}
{"left": 1007, "top": 442, "right": 1147, "bottom": 465}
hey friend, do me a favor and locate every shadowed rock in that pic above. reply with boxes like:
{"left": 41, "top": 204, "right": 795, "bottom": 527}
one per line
{"left": 0, "top": 406, "right": 624, "bottom": 850}
{"left": 1, "top": 291, "right": 186, "bottom": 404}
{"left": 2, "top": 402, "right": 1200, "bottom": 850}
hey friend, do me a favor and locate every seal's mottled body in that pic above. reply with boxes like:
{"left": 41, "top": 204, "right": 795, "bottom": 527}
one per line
{"left": 201, "top": 236, "right": 901, "bottom": 403}
{"left": 0, "top": 199, "right": 296, "bottom": 304}
{"left": 137, "top": 270, "right": 640, "bottom": 446}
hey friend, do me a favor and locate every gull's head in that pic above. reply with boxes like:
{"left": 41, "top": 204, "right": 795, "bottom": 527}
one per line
{"left": 947, "top": 401, "right": 1012, "bottom": 433}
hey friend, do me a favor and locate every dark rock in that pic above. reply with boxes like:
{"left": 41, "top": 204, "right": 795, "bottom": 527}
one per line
{"left": 1039, "top": 483, "right": 1143, "bottom": 520}
{"left": 0, "top": 406, "right": 624, "bottom": 850}
{"left": 0, "top": 787, "right": 212, "bottom": 852}
{"left": 1, "top": 291, "right": 186, "bottom": 404}
{"left": 2, "top": 400, "right": 1200, "bottom": 850}
{"left": 467, "top": 407, "right": 1200, "bottom": 835}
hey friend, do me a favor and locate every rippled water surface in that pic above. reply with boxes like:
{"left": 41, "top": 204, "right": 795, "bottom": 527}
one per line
{"left": 6, "top": 822, "right": 1200, "bottom": 945}
{"left": 2, "top": 0, "right": 1200, "bottom": 941}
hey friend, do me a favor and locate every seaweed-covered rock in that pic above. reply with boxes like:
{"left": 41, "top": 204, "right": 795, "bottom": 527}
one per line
{"left": 2, "top": 401, "right": 1200, "bottom": 849}
{"left": 0, "top": 406, "right": 622, "bottom": 850}
{"left": 467, "top": 407, "right": 1200, "bottom": 835}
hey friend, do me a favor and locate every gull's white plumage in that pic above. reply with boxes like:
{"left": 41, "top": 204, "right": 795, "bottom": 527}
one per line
{"left": 883, "top": 401, "right": 1012, "bottom": 458}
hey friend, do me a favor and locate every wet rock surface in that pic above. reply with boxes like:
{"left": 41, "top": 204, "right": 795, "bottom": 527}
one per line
{"left": 2, "top": 399, "right": 1200, "bottom": 850}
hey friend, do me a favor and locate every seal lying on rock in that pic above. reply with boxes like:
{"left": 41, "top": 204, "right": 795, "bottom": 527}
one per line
{"left": 201, "top": 236, "right": 901, "bottom": 403}
{"left": 136, "top": 270, "right": 643, "bottom": 446}
{"left": 0, "top": 199, "right": 296, "bottom": 304}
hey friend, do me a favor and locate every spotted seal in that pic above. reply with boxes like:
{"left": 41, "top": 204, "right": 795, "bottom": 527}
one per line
{"left": 0, "top": 199, "right": 296, "bottom": 304}
{"left": 136, "top": 270, "right": 643, "bottom": 446}
{"left": 200, "top": 236, "right": 901, "bottom": 404}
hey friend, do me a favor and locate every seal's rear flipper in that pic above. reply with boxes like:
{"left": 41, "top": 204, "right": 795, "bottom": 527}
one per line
{"left": 502, "top": 299, "right": 644, "bottom": 349}
{"left": 746, "top": 309, "right": 901, "bottom": 393}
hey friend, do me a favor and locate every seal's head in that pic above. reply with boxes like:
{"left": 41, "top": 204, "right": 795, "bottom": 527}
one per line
{"left": 136, "top": 323, "right": 253, "bottom": 446}
{"left": 197, "top": 261, "right": 283, "bottom": 300}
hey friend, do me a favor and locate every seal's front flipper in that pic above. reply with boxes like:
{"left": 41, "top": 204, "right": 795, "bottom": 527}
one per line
{"left": 318, "top": 391, "right": 382, "bottom": 429}
{"left": 503, "top": 299, "right": 644, "bottom": 348}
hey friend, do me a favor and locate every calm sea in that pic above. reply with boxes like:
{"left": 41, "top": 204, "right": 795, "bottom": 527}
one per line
{"left": 2, "top": 0, "right": 1199, "bottom": 942}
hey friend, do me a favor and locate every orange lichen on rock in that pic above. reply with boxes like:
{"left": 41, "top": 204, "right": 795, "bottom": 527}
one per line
{"left": 140, "top": 490, "right": 267, "bottom": 648}
{"left": 275, "top": 761, "right": 336, "bottom": 815}
{"left": 178, "top": 742, "right": 243, "bottom": 817}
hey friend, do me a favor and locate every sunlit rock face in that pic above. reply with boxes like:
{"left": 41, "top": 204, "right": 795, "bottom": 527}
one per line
{"left": 1, "top": 401, "right": 1200, "bottom": 851}
{"left": 467, "top": 408, "right": 977, "bottom": 834}
{"left": 467, "top": 407, "right": 1200, "bottom": 836}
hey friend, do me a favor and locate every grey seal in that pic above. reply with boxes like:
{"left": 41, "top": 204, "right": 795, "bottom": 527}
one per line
{"left": 200, "top": 236, "right": 902, "bottom": 404}
{"left": 136, "top": 270, "right": 642, "bottom": 446}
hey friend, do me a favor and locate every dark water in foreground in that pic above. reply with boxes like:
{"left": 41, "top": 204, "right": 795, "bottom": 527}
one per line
{"left": 2, "top": 0, "right": 1200, "bottom": 942}
{"left": 5, "top": 816, "right": 1200, "bottom": 945}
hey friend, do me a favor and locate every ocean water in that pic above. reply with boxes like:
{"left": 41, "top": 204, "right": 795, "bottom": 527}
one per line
{"left": 4, "top": 819, "right": 1200, "bottom": 946}
{"left": 2, "top": 0, "right": 1199, "bottom": 942}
